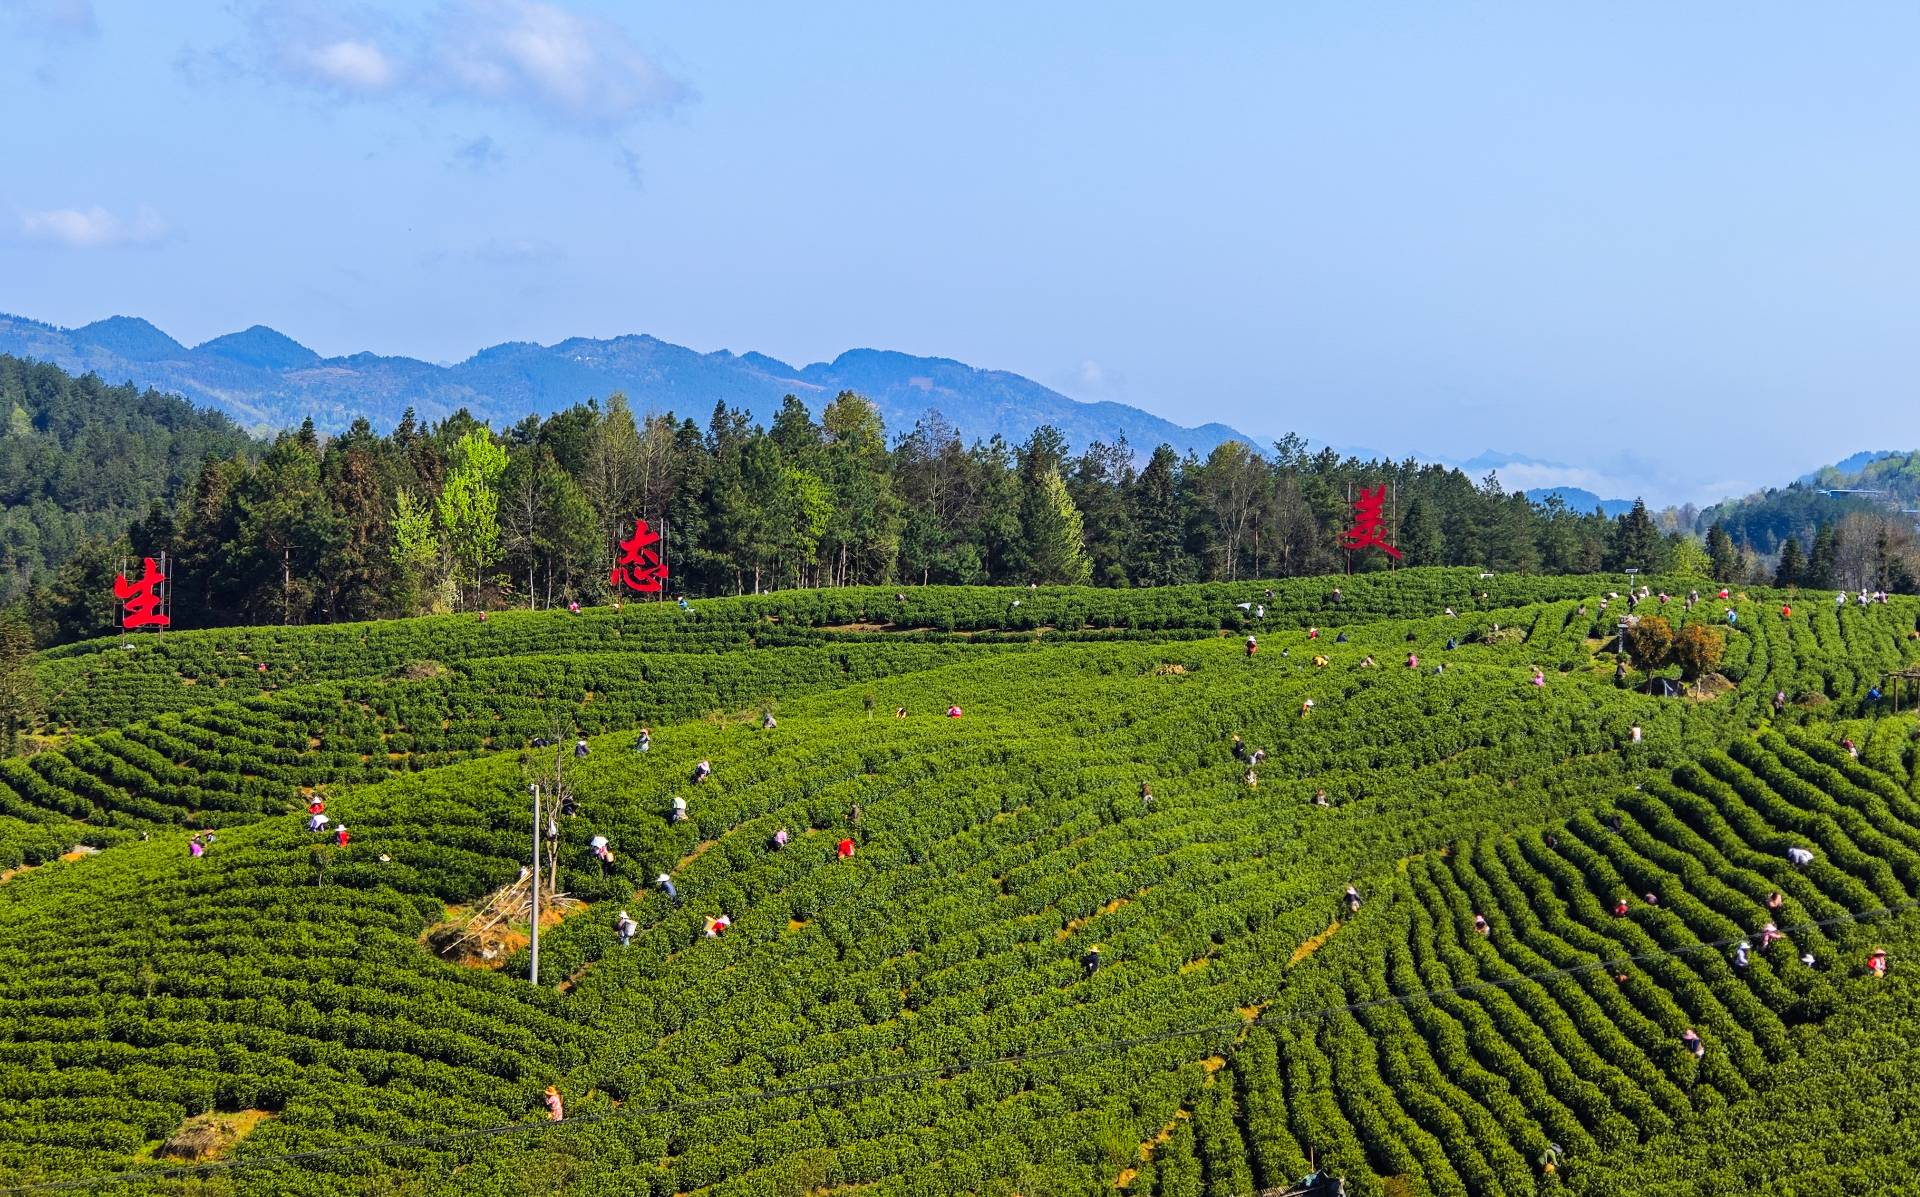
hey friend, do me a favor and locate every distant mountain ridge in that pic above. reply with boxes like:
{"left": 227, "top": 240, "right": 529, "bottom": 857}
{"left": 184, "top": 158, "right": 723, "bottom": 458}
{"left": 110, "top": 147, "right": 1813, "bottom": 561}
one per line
{"left": 0, "top": 312, "right": 1253, "bottom": 455}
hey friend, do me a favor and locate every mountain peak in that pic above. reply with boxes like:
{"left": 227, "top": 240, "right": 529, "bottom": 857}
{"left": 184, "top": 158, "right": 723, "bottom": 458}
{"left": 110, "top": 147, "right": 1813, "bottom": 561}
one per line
{"left": 194, "top": 325, "right": 319, "bottom": 370}
{"left": 70, "top": 316, "right": 185, "bottom": 361}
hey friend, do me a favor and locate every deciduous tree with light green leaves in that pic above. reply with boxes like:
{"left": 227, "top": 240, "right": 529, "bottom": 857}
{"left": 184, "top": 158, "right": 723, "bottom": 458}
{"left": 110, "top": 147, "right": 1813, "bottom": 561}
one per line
{"left": 1666, "top": 535, "right": 1711, "bottom": 579}
{"left": 436, "top": 429, "right": 508, "bottom": 610}
{"left": 388, "top": 487, "right": 439, "bottom": 615}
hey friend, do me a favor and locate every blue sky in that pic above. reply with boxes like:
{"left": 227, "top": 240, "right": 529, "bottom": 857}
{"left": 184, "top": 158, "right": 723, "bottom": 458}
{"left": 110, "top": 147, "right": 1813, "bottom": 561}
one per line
{"left": 4, "top": 1, "right": 1919, "bottom": 505}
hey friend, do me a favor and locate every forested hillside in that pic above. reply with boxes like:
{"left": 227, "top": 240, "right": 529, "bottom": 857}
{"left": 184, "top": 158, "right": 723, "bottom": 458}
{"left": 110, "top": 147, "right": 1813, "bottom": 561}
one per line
{"left": 4, "top": 355, "right": 1711, "bottom": 647}
{"left": 1, "top": 575, "right": 1918, "bottom": 1195}
{"left": 7, "top": 355, "right": 1916, "bottom": 653}
{"left": 0, "top": 356, "right": 259, "bottom": 603}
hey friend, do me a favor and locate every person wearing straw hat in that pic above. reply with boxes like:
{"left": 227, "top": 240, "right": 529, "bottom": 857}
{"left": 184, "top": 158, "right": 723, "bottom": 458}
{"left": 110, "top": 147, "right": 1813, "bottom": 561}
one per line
{"left": 1082, "top": 945, "right": 1102, "bottom": 976}
{"left": 544, "top": 1086, "right": 564, "bottom": 1121}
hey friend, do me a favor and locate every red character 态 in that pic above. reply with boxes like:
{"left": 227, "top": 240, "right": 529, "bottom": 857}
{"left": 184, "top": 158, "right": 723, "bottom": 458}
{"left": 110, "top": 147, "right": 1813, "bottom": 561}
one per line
{"left": 1340, "top": 486, "right": 1402, "bottom": 560}
{"left": 113, "top": 557, "right": 170, "bottom": 628}
{"left": 609, "top": 518, "right": 668, "bottom": 593}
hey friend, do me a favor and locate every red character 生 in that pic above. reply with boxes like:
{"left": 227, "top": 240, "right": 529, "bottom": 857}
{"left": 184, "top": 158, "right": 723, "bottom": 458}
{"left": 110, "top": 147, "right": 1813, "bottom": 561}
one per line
{"left": 113, "top": 557, "right": 170, "bottom": 628}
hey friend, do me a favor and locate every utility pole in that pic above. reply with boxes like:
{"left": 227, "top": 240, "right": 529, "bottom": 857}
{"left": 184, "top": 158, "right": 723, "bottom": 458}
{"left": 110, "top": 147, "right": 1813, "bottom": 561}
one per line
{"left": 529, "top": 783, "right": 541, "bottom": 986}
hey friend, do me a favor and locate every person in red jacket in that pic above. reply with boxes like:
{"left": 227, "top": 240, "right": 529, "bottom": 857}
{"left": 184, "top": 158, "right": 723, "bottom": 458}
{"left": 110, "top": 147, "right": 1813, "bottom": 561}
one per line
{"left": 335, "top": 825, "right": 349, "bottom": 848}
{"left": 1869, "top": 948, "right": 1889, "bottom": 978}
{"left": 837, "top": 838, "right": 855, "bottom": 859}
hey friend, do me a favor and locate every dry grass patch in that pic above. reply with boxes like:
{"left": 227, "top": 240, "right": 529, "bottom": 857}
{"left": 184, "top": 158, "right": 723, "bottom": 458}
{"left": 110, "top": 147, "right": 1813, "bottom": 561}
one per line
{"left": 159, "top": 1110, "right": 274, "bottom": 1162}
{"left": 1290, "top": 920, "right": 1341, "bottom": 966}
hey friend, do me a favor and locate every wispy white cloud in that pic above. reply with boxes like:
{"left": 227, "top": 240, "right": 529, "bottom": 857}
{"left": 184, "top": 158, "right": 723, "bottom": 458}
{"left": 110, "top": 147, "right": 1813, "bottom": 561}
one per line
{"left": 301, "top": 37, "right": 397, "bottom": 92}
{"left": 213, "top": 0, "right": 689, "bottom": 129}
{"left": 18, "top": 204, "right": 168, "bottom": 249}
{"left": 430, "top": 0, "right": 688, "bottom": 126}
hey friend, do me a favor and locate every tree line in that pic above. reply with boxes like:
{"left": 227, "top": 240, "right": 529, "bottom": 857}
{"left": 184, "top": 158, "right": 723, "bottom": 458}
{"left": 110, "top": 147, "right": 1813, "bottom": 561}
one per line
{"left": 8, "top": 384, "right": 1918, "bottom": 648}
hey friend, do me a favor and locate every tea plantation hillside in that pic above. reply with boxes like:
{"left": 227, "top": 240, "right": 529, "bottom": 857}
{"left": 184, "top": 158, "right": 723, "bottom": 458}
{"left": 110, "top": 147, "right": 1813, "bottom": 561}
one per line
{"left": 2, "top": 572, "right": 1918, "bottom": 1196}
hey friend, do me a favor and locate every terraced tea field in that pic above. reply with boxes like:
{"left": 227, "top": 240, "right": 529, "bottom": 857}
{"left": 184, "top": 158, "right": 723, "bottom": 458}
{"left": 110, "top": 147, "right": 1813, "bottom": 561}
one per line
{"left": 1, "top": 570, "right": 1917, "bottom": 1196}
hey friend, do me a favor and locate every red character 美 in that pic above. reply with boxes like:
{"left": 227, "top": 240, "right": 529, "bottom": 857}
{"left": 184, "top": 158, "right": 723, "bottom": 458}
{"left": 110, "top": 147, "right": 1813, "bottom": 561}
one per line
{"left": 1339, "top": 486, "right": 1402, "bottom": 560}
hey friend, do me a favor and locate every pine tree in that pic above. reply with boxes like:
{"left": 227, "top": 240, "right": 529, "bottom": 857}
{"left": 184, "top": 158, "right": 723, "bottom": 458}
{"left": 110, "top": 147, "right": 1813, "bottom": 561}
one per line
{"left": 1397, "top": 496, "right": 1444, "bottom": 566}
{"left": 1020, "top": 468, "right": 1091, "bottom": 584}
{"left": 1806, "top": 524, "right": 1840, "bottom": 589}
{"left": 1129, "top": 445, "right": 1190, "bottom": 586}
{"left": 820, "top": 393, "right": 901, "bottom": 587}
{"left": 1707, "top": 521, "right": 1740, "bottom": 582}
{"left": 0, "top": 612, "right": 39, "bottom": 756}
{"left": 1609, "top": 499, "right": 1662, "bottom": 571}
{"left": 1775, "top": 536, "right": 1804, "bottom": 587}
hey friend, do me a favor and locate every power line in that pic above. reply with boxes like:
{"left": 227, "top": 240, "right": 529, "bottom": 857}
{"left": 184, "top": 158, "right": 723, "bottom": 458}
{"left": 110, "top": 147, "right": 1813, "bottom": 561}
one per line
{"left": 5, "top": 898, "right": 1912, "bottom": 1194}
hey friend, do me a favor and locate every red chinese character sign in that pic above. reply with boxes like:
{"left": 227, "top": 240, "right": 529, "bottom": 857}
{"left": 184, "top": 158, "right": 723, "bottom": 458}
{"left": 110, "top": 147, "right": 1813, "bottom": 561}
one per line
{"left": 610, "top": 518, "right": 668, "bottom": 593}
{"left": 114, "top": 555, "right": 171, "bottom": 629}
{"left": 1340, "top": 485, "right": 1402, "bottom": 561}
